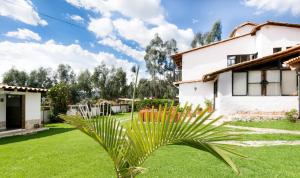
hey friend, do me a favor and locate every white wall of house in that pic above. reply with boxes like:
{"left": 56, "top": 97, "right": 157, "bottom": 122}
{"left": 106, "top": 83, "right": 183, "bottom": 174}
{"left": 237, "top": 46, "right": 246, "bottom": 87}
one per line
{"left": 256, "top": 25, "right": 300, "bottom": 57}
{"left": 233, "top": 24, "right": 256, "bottom": 37}
{"left": 214, "top": 71, "right": 298, "bottom": 115}
{"left": 25, "top": 92, "right": 41, "bottom": 121}
{"left": 178, "top": 24, "right": 300, "bottom": 117}
{"left": 182, "top": 35, "right": 256, "bottom": 80}
{"left": 0, "top": 91, "right": 6, "bottom": 129}
{"left": 179, "top": 81, "right": 214, "bottom": 108}
{"left": 0, "top": 91, "right": 42, "bottom": 129}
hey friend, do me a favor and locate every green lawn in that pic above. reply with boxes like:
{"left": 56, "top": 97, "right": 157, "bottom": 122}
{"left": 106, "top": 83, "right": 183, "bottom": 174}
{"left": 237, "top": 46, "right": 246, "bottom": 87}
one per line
{"left": 1, "top": 120, "right": 300, "bottom": 177}
{"left": 230, "top": 119, "right": 300, "bottom": 131}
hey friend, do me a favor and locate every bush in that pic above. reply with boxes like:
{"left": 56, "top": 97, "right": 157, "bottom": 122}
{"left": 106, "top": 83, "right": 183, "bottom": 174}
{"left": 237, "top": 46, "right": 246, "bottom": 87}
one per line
{"left": 136, "top": 99, "right": 175, "bottom": 110}
{"left": 285, "top": 109, "right": 298, "bottom": 123}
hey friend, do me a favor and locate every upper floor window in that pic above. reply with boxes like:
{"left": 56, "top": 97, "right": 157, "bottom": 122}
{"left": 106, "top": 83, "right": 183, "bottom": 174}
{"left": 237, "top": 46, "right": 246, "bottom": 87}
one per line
{"left": 227, "top": 53, "right": 257, "bottom": 66}
{"left": 273, "top": 47, "right": 282, "bottom": 53}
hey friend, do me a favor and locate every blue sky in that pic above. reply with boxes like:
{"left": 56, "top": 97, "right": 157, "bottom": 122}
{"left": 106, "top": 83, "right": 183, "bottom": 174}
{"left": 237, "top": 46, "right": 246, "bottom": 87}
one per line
{"left": 0, "top": 0, "right": 300, "bottom": 79}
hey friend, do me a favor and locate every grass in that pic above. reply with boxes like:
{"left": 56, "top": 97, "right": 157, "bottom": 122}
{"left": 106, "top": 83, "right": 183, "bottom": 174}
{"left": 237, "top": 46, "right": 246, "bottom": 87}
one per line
{"left": 1, "top": 117, "right": 300, "bottom": 177}
{"left": 230, "top": 119, "right": 300, "bottom": 131}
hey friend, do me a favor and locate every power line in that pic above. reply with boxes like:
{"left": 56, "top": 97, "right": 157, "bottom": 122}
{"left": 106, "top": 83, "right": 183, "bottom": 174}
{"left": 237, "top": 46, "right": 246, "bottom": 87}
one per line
{"left": 2, "top": 0, "right": 87, "bottom": 30}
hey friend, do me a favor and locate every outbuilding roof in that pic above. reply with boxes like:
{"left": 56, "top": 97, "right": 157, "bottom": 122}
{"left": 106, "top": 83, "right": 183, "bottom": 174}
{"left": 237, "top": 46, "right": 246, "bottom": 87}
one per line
{"left": 0, "top": 84, "right": 48, "bottom": 92}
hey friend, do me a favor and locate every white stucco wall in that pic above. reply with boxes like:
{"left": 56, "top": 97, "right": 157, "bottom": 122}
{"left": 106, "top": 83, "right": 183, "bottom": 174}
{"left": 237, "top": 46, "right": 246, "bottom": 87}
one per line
{"left": 215, "top": 71, "right": 298, "bottom": 115}
{"left": 215, "top": 96, "right": 298, "bottom": 115}
{"left": 178, "top": 24, "right": 300, "bottom": 118}
{"left": 0, "top": 91, "right": 6, "bottom": 127}
{"left": 182, "top": 35, "right": 256, "bottom": 80}
{"left": 256, "top": 25, "right": 300, "bottom": 57}
{"left": 25, "top": 92, "right": 41, "bottom": 121}
{"left": 233, "top": 24, "right": 256, "bottom": 37}
{"left": 179, "top": 81, "right": 214, "bottom": 108}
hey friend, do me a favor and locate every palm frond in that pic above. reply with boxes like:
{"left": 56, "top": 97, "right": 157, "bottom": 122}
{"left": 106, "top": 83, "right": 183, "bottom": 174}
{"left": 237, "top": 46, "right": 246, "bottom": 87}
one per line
{"left": 60, "top": 102, "right": 244, "bottom": 178}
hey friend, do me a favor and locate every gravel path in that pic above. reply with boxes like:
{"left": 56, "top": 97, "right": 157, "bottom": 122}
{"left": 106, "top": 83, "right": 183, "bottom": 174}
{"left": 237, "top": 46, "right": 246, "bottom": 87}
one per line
{"left": 216, "top": 140, "right": 300, "bottom": 147}
{"left": 227, "top": 125, "right": 300, "bottom": 135}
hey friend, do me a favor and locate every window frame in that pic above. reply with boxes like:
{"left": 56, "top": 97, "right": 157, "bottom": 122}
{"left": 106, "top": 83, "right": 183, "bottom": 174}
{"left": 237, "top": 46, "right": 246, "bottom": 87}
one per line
{"left": 227, "top": 53, "right": 258, "bottom": 66}
{"left": 248, "top": 70, "right": 262, "bottom": 96}
{"left": 232, "top": 69, "right": 298, "bottom": 96}
{"left": 232, "top": 72, "right": 248, "bottom": 96}
{"left": 273, "top": 47, "right": 282, "bottom": 53}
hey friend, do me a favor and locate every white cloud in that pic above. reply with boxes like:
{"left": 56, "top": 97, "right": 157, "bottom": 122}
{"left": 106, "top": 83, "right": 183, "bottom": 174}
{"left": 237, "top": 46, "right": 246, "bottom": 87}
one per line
{"left": 99, "top": 37, "right": 145, "bottom": 61}
{"left": 0, "top": 0, "right": 47, "bottom": 26}
{"left": 113, "top": 18, "right": 194, "bottom": 50}
{"left": 88, "top": 17, "right": 114, "bottom": 38}
{"left": 244, "top": 0, "right": 300, "bottom": 16}
{"left": 66, "top": 0, "right": 164, "bottom": 24}
{"left": 68, "top": 0, "right": 194, "bottom": 51}
{"left": 69, "top": 14, "right": 84, "bottom": 23}
{"left": 5, "top": 28, "right": 41, "bottom": 41}
{"left": 0, "top": 40, "right": 138, "bottom": 80}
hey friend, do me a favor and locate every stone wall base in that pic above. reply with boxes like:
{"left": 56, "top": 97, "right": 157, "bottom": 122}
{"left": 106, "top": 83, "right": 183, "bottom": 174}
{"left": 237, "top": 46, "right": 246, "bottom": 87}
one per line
{"left": 25, "top": 119, "right": 41, "bottom": 129}
{"left": 0, "top": 121, "right": 5, "bottom": 130}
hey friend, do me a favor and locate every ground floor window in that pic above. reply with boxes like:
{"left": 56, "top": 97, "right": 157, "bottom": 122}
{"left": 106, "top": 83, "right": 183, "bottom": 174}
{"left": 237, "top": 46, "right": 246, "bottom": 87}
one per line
{"left": 232, "top": 70, "right": 297, "bottom": 96}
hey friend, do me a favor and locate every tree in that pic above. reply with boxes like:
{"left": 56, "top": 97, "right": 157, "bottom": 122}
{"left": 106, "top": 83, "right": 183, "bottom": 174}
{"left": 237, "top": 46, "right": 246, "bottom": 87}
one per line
{"left": 191, "top": 20, "right": 222, "bottom": 48}
{"left": 61, "top": 105, "right": 242, "bottom": 178}
{"left": 206, "top": 20, "right": 222, "bottom": 44}
{"left": 47, "top": 83, "right": 71, "bottom": 121}
{"left": 56, "top": 64, "right": 76, "bottom": 84}
{"left": 28, "top": 67, "right": 54, "bottom": 88}
{"left": 2, "top": 68, "right": 29, "bottom": 86}
{"left": 144, "top": 34, "right": 166, "bottom": 79}
{"left": 77, "top": 70, "right": 93, "bottom": 99}
{"left": 92, "top": 63, "right": 109, "bottom": 98}
{"left": 106, "top": 67, "right": 127, "bottom": 99}
{"left": 137, "top": 79, "right": 178, "bottom": 99}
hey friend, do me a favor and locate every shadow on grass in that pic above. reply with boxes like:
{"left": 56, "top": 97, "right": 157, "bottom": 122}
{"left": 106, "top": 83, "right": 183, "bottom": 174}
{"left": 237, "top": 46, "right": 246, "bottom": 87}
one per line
{"left": 0, "top": 126, "right": 75, "bottom": 145}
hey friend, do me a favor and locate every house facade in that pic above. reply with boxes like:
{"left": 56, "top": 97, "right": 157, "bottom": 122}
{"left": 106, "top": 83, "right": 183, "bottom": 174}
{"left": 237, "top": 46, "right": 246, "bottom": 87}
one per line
{"left": 0, "top": 84, "right": 47, "bottom": 130}
{"left": 172, "top": 21, "right": 300, "bottom": 118}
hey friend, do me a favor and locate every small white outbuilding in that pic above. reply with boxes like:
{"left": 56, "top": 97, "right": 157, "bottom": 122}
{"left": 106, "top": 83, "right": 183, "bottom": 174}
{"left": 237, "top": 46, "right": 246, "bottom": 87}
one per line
{"left": 0, "top": 84, "right": 47, "bottom": 130}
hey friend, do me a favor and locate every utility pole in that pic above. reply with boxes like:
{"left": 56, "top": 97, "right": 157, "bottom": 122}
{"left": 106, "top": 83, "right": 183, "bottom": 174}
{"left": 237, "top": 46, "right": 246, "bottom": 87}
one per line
{"left": 131, "top": 65, "right": 139, "bottom": 123}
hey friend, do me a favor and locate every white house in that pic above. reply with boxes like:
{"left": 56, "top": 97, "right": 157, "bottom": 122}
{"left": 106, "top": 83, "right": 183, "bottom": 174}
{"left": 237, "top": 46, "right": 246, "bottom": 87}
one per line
{"left": 0, "top": 84, "right": 47, "bottom": 130}
{"left": 172, "top": 21, "right": 300, "bottom": 118}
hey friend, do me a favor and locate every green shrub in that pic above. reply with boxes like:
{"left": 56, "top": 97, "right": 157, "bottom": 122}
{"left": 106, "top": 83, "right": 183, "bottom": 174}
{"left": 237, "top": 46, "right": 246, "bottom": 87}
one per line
{"left": 136, "top": 99, "right": 175, "bottom": 110}
{"left": 285, "top": 109, "right": 298, "bottom": 123}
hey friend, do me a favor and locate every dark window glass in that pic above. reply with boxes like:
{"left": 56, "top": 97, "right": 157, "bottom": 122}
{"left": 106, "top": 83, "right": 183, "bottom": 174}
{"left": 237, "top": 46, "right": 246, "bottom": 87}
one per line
{"left": 273, "top": 47, "right": 282, "bottom": 53}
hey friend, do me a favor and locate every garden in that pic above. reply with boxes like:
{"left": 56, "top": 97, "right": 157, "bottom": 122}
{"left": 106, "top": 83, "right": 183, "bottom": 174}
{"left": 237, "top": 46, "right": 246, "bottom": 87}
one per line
{"left": 1, "top": 111, "right": 300, "bottom": 178}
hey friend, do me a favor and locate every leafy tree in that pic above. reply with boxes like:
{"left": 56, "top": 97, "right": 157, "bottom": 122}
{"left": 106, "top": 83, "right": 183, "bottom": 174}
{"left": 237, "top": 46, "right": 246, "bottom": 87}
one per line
{"left": 2, "top": 68, "right": 29, "bottom": 86}
{"left": 191, "top": 20, "right": 222, "bottom": 48}
{"left": 47, "top": 83, "right": 71, "bottom": 121}
{"left": 106, "top": 67, "right": 127, "bottom": 99}
{"left": 28, "top": 67, "right": 54, "bottom": 88}
{"left": 144, "top": 34, "right": 166, "bottom": 79}
{"left": 92, "top": 63, "right": 109, "bottom": 98}
{"left": 56, "top": 64, "right": 76, "bottom": 84}
{"left": 144, "top": 34, "right": 178, "bottom": 80}
{"left": 206, "top": 20, "right": 222, "bottom": 44}
{"left": 137, "top": 79, "right": 178, "bottom": 99}
{"left": 61, "top": 105, "right": 242, "bottom": 178}
{"left": 77, "top": 70, "right": 93, "bottom": 99}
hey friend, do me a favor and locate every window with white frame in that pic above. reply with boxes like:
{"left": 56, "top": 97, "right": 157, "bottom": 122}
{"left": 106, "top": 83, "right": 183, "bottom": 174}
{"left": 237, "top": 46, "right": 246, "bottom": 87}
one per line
{"left": 248, "top": 71, "right": 262, "bottom": 96}
{"left": 232, "top": 70, "right": 297, "bottom": 96}
{"left": 282, "top": 70, "right": 297, "bottom": 95}
{"left": 233, "top": 72, "right": 247, "bottom": 96}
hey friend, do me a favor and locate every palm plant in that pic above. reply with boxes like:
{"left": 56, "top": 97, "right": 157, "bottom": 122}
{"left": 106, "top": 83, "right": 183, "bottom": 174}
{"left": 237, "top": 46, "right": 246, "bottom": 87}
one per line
{"left": 60, "top": 104, "right": 243, "bottom": 178}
